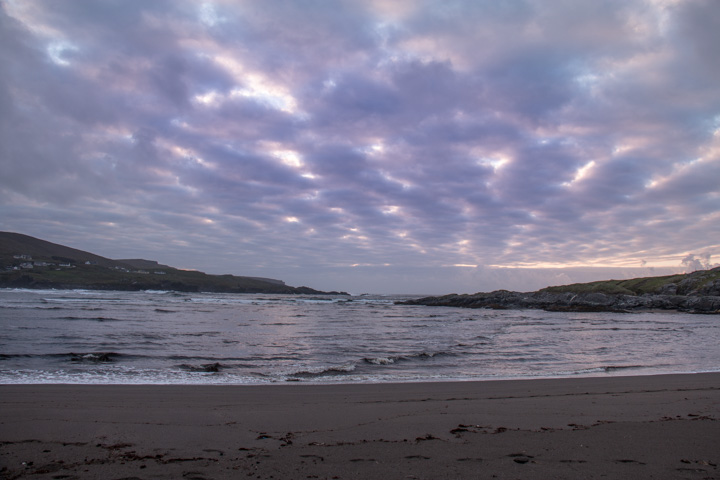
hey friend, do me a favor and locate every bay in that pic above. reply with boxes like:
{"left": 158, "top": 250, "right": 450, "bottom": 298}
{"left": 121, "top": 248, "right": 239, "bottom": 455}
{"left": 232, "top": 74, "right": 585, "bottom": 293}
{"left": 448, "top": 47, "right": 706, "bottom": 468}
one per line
{"left": 1, "top": 288, "right": 718, "bottom": 384}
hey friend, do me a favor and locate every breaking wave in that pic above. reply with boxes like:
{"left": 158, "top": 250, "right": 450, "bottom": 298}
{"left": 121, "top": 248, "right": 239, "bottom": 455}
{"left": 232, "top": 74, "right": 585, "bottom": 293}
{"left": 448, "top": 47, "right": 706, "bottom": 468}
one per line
{"left": 286, "top": 364, "right": 357, "bottom": 379}
{"left": 68, "top": 352, "right": 121, "bottom": 363}
{"left": 363, "top": 351, "right": 453, "bottom": 365}
{"left": 179, "top": 362, "right": 223, "bottom": 373}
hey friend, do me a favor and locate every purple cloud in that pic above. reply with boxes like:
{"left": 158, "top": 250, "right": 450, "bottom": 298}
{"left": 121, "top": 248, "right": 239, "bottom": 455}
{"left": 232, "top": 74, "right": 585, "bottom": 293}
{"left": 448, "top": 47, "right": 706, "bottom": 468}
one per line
{"left": 1, "top": 0, "right": 718, "bottom": 293}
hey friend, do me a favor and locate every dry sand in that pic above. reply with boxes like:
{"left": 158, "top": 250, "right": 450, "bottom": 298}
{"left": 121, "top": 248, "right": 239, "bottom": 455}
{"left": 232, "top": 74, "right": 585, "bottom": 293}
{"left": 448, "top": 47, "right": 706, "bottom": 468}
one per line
{"left": 1, "top": 373, "right": 719, "bottom": 479}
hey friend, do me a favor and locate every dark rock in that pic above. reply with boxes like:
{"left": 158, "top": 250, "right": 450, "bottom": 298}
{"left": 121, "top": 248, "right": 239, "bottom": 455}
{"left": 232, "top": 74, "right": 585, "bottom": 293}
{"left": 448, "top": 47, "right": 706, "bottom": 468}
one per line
{"left": 401, "top": 291, "right": 720, "bottom": 314}
{"left": 179, "top": 362, "right": 222, "bottom": 373}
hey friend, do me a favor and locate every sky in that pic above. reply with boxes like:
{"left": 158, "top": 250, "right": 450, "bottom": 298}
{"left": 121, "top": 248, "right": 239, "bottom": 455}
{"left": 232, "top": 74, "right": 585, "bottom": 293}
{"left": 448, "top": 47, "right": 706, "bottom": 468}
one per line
{"left": 1, "top": 0, "right": 719, "bottom": 294}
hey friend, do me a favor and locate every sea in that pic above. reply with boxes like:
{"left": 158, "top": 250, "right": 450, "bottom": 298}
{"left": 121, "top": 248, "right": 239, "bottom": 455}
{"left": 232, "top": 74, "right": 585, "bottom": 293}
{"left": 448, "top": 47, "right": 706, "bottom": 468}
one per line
{"left": 1, "top": 288, "right": 719, "bottom": 385}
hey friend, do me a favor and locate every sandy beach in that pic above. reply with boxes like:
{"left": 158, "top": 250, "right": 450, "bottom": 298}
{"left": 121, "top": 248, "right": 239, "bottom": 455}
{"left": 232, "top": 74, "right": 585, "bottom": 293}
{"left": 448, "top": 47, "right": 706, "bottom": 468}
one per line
{"left": 1, "top": 373, "right": 718, "bottom": 479}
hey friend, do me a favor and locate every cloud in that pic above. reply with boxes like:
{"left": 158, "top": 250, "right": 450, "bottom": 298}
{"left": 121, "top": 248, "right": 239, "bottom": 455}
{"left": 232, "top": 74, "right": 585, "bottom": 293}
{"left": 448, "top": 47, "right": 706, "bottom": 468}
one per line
{"left": 681, "top": 252, "right": 717, "bottom": 273}
{"left": 1, "top": 0, "right": 718, "bottom": 293}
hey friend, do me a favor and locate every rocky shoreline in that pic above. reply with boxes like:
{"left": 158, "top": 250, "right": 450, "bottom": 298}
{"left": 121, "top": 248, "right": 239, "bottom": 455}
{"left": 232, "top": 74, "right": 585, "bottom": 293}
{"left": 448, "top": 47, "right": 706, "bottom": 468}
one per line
{"left": 401, "top": 290, "right": 720, "bottom": 314}
{"left": 0, "top": 273, "right": 348, "bottom": 296}
{"left": 401, "top": 266, "right": 720, "bottom": 314}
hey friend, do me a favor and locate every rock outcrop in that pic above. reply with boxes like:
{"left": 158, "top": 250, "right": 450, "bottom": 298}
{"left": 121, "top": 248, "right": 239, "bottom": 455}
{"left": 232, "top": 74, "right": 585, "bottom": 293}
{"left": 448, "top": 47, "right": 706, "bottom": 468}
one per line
{"left": 401, "top": 267, "right": 720, "bottom": 314}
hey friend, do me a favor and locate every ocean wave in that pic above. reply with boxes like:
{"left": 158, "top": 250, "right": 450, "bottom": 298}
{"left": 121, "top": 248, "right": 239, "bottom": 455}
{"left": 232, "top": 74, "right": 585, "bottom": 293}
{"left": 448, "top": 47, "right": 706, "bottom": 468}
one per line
{"left": 296, "top": 297, "right": 337, "bottom": 303}
{"left": 416, "top": 351, "right": 453, "bottom": 359}
{"left": 363, "top": 351, "right": 453, "bottom": 366}
{"left": 42, "top": 297, "right": 116, "bottom": 303}
{"left": 287, "top": 364, "right": 356, "bottom": 379}
{"left": 0, "top": 368, "right": 273, "bottom": 385}
{"left": 169, "top": 354, "right": 232, "bottom": 361}
{"left": 179, "top": 331, "right": 222, "bottom": 337}
{"left": 60, "top": 316, "right": 120, "bottom": 322}
{"left": 185, "top": 296, "right": 351, "bottom": 307}
{"left": 189, "top": 297, "right": 271, "bottom": 305}
{"left": 1, "top": 352, "right": 116, "bottom": 362}
{"left": 0, "top": 352, "right": 164, "bottom": 363}
{"left": 363, "top": 356, "right": 402, "bottom": 365}
{"left": 7, "top": 288, "right": 66, "bottom": 294}
{"left": 602, "top": 365, "right": 646, "bottom": 372}
{"left": 0, "top": 353, "right": 33, "bottom": 360}
{"left": 568, "top": 365, "right": 649, "bottom": 376}
{"left": 344, "top": 298, "right": 395, "bottom": 306}
{"left": 68, "top": 352, "right": 121, "bottom": 363}
{"left": 179, "top": 362, "right": 223, "bottom": 373}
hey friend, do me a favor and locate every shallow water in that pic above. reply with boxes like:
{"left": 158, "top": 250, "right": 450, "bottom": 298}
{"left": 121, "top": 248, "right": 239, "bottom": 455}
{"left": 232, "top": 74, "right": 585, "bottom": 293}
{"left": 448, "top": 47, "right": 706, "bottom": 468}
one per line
{"left": 1, "top": 289, "right": 718, "bottom": 384}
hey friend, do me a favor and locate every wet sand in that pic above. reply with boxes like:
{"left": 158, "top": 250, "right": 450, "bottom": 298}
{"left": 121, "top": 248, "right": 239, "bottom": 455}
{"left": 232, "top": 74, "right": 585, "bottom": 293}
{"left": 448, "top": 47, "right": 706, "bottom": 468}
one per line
{"left": 1, "top": 373, "right": 719, "bottom": 479}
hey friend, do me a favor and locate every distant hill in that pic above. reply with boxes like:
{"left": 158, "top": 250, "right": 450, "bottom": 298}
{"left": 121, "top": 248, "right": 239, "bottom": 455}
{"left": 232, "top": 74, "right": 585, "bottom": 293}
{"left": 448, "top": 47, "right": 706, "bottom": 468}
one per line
{"left": 0, "top": 232, "right": 346, "bottom": 295}
{"left": 0, "top": 232, "right": 128, "bottom": 268}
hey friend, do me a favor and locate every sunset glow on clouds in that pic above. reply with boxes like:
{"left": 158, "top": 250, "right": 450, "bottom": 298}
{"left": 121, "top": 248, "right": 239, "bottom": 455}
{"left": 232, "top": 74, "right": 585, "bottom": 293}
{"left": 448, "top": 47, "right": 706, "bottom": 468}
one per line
{"left": 1, "top": 0, "right": 718, "bottom": 293}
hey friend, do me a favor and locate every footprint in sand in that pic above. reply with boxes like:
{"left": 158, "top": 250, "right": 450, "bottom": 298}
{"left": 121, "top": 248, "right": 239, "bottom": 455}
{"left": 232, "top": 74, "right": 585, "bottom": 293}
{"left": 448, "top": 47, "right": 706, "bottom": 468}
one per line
{"left": 182, "top": 472, "right": 210, "bottom": 480}
{"left": 201, "top": 449, "right": 224, "bottom": 456}
{"left": 508, "top": 453, "right": 535, "bottom": 464}
{"left": 299, "top": 454, "right": 325, "bottom": 462}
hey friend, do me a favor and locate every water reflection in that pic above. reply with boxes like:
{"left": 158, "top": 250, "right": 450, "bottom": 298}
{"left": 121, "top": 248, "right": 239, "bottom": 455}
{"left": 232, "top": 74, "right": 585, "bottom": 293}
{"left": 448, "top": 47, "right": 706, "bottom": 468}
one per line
{"left": 0, "top": 290, "right": 718, "bottom": 384}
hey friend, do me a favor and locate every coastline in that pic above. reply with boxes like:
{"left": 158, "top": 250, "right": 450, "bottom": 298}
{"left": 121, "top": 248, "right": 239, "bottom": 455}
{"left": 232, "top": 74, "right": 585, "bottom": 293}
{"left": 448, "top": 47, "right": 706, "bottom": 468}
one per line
{"left": 2, "top": 373, "right": 719, "bottom": 479}
{"left": 401, "top": 291, "right": 720, "bottom": 314}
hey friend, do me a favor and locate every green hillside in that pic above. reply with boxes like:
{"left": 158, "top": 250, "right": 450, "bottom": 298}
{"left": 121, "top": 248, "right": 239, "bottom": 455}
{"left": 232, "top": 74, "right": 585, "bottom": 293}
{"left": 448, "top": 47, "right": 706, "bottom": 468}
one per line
{"left": 0, "top": 232, "right": 127, "bottom": 268}
{"left": 0, "top": 232, "right": 344, "bottom": 294}
{"left": 540, "top": 267, "right": 720, "bottom": 296}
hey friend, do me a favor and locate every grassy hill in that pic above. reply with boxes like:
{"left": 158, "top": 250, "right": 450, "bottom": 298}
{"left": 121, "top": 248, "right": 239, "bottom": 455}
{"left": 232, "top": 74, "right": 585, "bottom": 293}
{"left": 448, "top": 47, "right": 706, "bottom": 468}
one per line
{"left": 0, "top": 232, "right": 344, "bottom": 294}
{"left": 0, "top": 232, "right": 128, "bottom": 268}
{"left": 539, "top": 267, "right": 720, "bottom": 296}
{"left": 402, "top": 266, "right": 720, "bottom": 313}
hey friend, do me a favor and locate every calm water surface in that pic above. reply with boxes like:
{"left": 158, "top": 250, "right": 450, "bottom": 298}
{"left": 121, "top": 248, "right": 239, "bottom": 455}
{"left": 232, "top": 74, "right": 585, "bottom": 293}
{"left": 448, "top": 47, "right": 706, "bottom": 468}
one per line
{"left": 1, "top": 289, "right": 718, "bottom": 384}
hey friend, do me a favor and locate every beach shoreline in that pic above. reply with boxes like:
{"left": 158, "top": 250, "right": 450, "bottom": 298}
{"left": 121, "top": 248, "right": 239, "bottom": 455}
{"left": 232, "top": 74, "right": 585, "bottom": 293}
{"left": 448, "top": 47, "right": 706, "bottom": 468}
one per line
{"left": 1, "top": 372, "right": 719, "bottom": 479}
